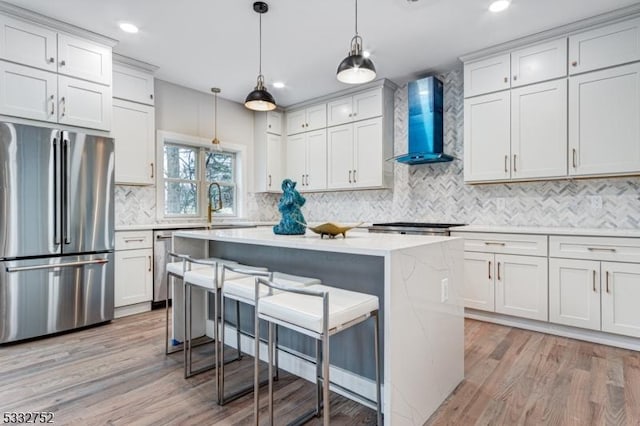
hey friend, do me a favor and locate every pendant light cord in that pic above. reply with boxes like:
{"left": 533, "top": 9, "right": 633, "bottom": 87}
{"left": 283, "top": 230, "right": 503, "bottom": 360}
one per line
{"left": 214, "top": 92, "right": 218, "bottom": 139}
{"left": 355, "top": 0, "right": 358, "bottom": 36}
{"left": 259, "top": 12, "right": 262, "bottom": 76}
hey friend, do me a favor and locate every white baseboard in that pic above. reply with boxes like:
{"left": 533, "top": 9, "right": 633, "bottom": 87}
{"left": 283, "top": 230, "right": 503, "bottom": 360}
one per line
{"left": 465, "top": 309, "right": 640, "bottom": 352}
{"left": 206, "top": 319, "right": 381, "bottom": 410}
{"left": 114, "top": 302, "right": 152, "bottom": 319}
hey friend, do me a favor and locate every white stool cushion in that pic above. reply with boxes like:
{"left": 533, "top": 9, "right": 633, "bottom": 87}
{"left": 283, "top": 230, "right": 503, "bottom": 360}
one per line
{"left": 257, "top": 284, "right": 379, "bottom": 334}
{"left": 222, "top": 273, "right": 321, "bottom": 304}
{"left": 185, "top": 265, "right": 268, "bottom": 290}
{"left": 166, "top": 257, "right": 238, "bottom": 277}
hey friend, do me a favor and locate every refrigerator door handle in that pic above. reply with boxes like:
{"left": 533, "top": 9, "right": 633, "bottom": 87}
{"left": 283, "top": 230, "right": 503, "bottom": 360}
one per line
{"left": 53, "top": 136, "right": 60, "bottom": 246}
{"left": 6, "top": 258, "right": 109, "bottom": 273}
{"left": 63, "top": 133, "right": 71, "bottom": 245}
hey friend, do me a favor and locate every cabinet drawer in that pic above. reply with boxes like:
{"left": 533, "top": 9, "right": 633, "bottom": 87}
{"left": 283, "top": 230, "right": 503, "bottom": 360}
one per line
{"left": 452, "top": 232, "right": 547, "bottom": 256}
{"left": 550, "top": 236, "right": 640, "bottom": 263}
{"left": 115, "top": 230, "right": 153, "bottom": 250}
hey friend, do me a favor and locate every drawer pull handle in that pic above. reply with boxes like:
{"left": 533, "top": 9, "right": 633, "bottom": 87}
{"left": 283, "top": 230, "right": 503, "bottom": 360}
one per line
{"left": 572, "top": 149, "right": 577, "bottom": 169}
{"left": 488, "top": 261, "right": 492, "bottom": 280}
{"left": 587, "top": 247, "right": 616, "bottom": 253}
{"left": 484, "top": 241, "right": 506, "bottom": 246}
{"left": 593, "top": 270, "right": 596, "bottom": 292}
{"left": 606, "top": 271, "right": 610, "bottom": 293}
{"left": 497, "top": 262, "right": 501, "bottom": 281}
{"left": 124, "top": 238, "right": 145, "bottom": 243}
{"left": 504, "top": 155, "right": 508, "bottom": 173}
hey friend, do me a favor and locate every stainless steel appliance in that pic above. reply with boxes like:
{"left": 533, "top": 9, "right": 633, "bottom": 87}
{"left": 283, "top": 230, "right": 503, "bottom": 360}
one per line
{"left": 368, "top": 222, "right": 465, "bottom": 236}
{"left": 0, "top": 122, "right": 114, "bottom": 344}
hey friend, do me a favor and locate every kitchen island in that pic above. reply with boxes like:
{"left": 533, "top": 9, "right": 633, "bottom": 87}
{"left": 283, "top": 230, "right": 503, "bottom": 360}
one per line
{"left": 172, "top": 227, "right": 464, "bottom": 425}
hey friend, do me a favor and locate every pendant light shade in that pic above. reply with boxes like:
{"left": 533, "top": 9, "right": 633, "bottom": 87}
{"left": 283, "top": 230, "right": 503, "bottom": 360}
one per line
{"left": 245, "top": 2, "right": 276, "bottom": 111}
{"left": 336, "top": 0, "right": 376, "bottom": 84}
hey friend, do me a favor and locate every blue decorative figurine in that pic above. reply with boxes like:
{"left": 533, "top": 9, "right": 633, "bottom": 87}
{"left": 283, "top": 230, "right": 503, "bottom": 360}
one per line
{"left": 273, "top": 179, "right": 307, "bottom": 235}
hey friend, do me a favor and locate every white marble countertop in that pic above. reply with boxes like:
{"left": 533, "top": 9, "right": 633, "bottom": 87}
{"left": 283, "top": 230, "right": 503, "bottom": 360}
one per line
{"left": 173, "top": 227, "right": 455, "bottom": 256}
{"left": 115, "top": 221, "right": 276, "bottom": 231}
{"left": 452, "top": 225, "right": 640, "bottom": 238}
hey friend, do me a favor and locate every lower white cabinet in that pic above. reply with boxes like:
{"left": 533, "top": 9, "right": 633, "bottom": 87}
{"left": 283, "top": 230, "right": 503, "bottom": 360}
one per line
{"left": 549, "top": 258, "right": 601, "bottom": 330}
{"left": 601, "top": 262, "right": 640, "bottom": 338}
{"left": 495, "top": 254, "right": 548, "bottom": 321}
{"left": 114, "top": 231, "right": 153, "bottom": 310}
{"left": 112, "top": 99, "right": 155, "bottom": 185}
{"left": 462, "top": 251, "right": 495, "bottom": 311}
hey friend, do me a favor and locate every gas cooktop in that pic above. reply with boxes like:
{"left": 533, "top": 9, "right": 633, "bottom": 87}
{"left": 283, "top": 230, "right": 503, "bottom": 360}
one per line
{"left": 368, "top": 222, "right": 466, "bottom": 236}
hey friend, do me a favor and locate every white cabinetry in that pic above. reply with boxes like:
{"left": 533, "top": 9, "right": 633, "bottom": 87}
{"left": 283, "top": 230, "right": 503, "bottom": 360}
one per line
{"left": 114, "top": 230, "right": 153, "bottom": 316}
{"left": 464, "top": 53, "right": 510, "bottom": 98}
{"left": 113, "top": 63, "right": 155, "bottom": 105}
{"left": 549, "top": 235, "right": 640, "bottom": 338}
{"left": 58, "top": 75, "right": 111, "bottom": 130}
{"left": 255, "top": 110, "right": 284, "bottom": 192}
{"left": 568, "top": 63, "right": 640, "bottom": 177}
{"left": 286, "top": 129, "right": 327, "bottom": 191}
{"left": 453, "top": 232, "right": 548, "bottom": 321}
{"left": 0, "top": 61, "right": 57, "bottom": 122}
{"left": 569, "top": 17, "right": 640, "bottom": 75}
{"left": 286, "top": 104, "right": 326, "bottom": 135}
{"left": 511, "top": 38, "right": 567, "bottom": 87}
{"left": 327, "top": 88, "right": 382, "bottom": 127}
{"left": 57, "top": 34, "right": 111, "bottom": 85}
{"left": 327, "top": 117, "right": 385, "bottom": 189}
{"left": 0, "top": 14, "right": 57, "bottom": 72}
{"left": 112, "top": 99, "right": 155, "bottom": 185}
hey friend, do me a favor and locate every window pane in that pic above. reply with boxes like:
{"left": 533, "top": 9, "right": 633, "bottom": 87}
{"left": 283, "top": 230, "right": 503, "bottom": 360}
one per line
{"left": 210, "top": 184, "right": 235, "bottom": 215}
{"left": 205, "top": 151, "right": 234, "bottom": 182}
{"left": 164, "top": 182, "right": 197, "bottom": 215}
{"left": 164, "top": 145, "right": 197, "bottom": 180}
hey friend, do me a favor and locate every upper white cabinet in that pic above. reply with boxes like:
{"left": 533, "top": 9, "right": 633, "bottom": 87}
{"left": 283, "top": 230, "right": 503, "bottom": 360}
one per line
{"left": 255, "top": 111, "right": 285, "bottom": 192}
{"left": 286, "top": 129, "right": 327, "bottom": 191}
{"left": 511, "top": 38, "right": 567, "bottom": 87}
{"left": 464, "top": 91, "right": 511, "bottom": 182}
{"left": 569, "top": 17, "right": 640, "bottom": 75}
{"left": 112, "top": 99, "right": 155, "bottom": 185}
{"left": 327, "top": 88, "right": 382, "bottom": 127}
{"left": 569, "top": 63, "right": 640, "bottom": 176}
{"left": 464, "top": 54, "right": 510, "bottom": 98}
{"left": 0, "top": 14, "right": 57, "bottom": 72}
{"left": 287, "top": 103, "right": 326, "bottom": 135}
{"left": 0, "top": 61, "right": 57, "bottom": 122}
{"left": 113, "top": 63, "right": 154, "bottom": 105}
{"left": 58, "top": 34, "right": 111, "bottom": 85}
{"left": 58, "top": 75, "right": 111, "bottom": 130}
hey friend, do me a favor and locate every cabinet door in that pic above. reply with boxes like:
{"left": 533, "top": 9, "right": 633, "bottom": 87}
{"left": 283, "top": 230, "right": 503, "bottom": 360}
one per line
{"left": 353, "top": 118, "right": 382, "bottom": 188}
{"left": 266, "top": 133, "right": 284, "bottom": 191}
{"left": 353, "top": 89, "right": 382, "bottom": 121}
{"left": 305, "top": 104, "right": 327, "bottom": 131}
{"left": 464, "top": 53, "right": 510, "bottom": 98}
{"left": 266, "top": 110, "right": 282, "bottom": 135}
{"left": 112, "top": 64, "right": 154, "bottom": 105}
{"left": 511, "top": 38, "right": 567, "bottom": 87}
{"left": 0, "top": 15, "right": 57, "bottom": 72}
{"left": 58, "top": 34, "right": 112, "bottom": 85}
{"left": 569, "top": 63, "right": 640, "bottom": 176}
{"left": 462, "top": 252, "right": 495, "bottom": 312}
{"left": 601, "top": 262, "right": 640, "bottom": 338}
{"left": 286, "top": 133, "right": 306, "bottom": 188}
{"left": 112, "top": 99, "right": 155, "bottom": 185}
{"left": 495, "top": 254, "right": 548, "bottom": 321}
{"left": 327, "top": 124, "right": 354, "bottom": 189}
{"left": 0, "top": 61, "right": 57, "bottom": 122}
{"left": 58, "top": 76, "right": 112, "bottom": 131}
{"left": 511, "top": 80, "right": 567, "bottom": 179}
{"left": 549, "top": 258, "right": 601, "bottom": 330}
{"left": 286, "top": 109, "right": 306, "bottom": 135}
{"left": 114, "top": 248, "right": 153, "bottom": 307}
{"left": 463, "top": 91, "right": 511, "bottom": 182}
{"left": 305, "top": 129, "right": 327, "bottom": 191}
{"left": 569, "top": 17, "right": 640, "bottom": 75}
{"left": 327, "top": 96, "right": 353, "bottom": 127}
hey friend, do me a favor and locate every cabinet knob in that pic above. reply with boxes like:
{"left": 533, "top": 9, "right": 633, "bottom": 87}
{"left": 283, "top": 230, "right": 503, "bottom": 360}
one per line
{"left": 48, "top": 57, "right": 55, "bottom": 63}
{"left": 301, "top": 124, "right": 304, "bottom": 128}
{"left": 571, "top": 61, "right": 578, "bottom": 67}
{"left": 150, "top": 94, "right": 153, "bottom": 100}
{"left": 353, "top": 112, "right": 357, "bottom": 117}
{"left": 268, "top": 124, "right": 271, "bottom": 128}
{"left": 60, "top": 60, "right": 66, "bottom": 66}
{"left": 348, "top": 113, "right": 352, "bottom": 117}
{"left": 503, "top": 77, "right": 508, "bottom": 83}
{"left": 513, "top": 75, "right": 517, "bottom": 81}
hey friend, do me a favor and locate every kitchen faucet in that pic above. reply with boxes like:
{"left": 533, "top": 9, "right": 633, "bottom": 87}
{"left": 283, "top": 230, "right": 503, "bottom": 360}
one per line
{"left": 207, "top": 182, "right": 223, "bottom": 223}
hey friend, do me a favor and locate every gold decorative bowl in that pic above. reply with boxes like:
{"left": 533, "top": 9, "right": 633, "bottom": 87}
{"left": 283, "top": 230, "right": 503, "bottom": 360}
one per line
{"left": 305, "top": 222, "right": 363, "bottom": 239}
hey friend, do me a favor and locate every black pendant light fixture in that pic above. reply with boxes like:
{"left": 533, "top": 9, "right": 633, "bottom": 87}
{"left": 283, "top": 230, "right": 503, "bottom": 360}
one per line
{"left": 336, "top": 0, "right": 376, "bottom": 84}
{"left": 245, "top": 1, "right": 276, "bottom": 111}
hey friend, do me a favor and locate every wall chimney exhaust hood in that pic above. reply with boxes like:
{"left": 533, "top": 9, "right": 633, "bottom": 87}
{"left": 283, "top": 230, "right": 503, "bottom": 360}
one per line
{"left": 392, "top": 76, "right": 454, "bottom": 165}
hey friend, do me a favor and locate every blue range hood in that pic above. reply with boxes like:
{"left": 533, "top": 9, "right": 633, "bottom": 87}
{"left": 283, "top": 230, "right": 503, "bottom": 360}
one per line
{"left": 393, "top": 76, "right": 454, "bottom": 165}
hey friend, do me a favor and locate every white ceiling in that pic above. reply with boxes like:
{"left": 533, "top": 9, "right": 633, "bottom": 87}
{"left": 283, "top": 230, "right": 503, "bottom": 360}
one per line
{"left": 6, "top": 0, "right": 640, "bottom": 107}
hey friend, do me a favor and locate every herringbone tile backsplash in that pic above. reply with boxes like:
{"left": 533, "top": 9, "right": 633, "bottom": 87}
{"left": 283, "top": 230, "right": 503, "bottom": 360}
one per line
{"left": 118, "top": 68, "right": 640, "bottom": 229}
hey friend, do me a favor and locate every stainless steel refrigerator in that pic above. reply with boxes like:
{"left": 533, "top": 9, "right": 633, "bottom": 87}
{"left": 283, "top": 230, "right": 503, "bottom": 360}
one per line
{"left": 0, "top": 122, "right": 115, "bottom": 344}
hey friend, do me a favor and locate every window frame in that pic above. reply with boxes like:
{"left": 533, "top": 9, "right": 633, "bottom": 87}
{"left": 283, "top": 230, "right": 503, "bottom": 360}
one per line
{"left": 156, "top": 130, "right": 247, "bottom": 222}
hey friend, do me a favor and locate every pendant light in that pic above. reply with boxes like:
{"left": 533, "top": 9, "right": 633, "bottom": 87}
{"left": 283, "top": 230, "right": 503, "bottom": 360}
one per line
{"left": 336, "top": 0, "right": 376, "bottom": 84}
{"left": 245, "top": 1, "right": 276, "bottom": 111}
{"left": 211, "top": 87, "right": 222, "bottom": 151}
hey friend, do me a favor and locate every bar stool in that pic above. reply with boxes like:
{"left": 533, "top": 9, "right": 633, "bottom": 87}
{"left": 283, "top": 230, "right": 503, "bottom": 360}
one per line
{"left": 182, "top": 260, "right": 268, "bottom": 379}
{"left": 253, "top": 279, "right": 382, "bottom": 426}
{"left": 164, "top": 252, "right": 238, "bottom": 355}
{"left": 218, "top": 264, "right": 321, "bottom": 405}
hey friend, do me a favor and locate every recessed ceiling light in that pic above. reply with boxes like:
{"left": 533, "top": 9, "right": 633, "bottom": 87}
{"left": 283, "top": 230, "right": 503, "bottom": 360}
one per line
{"left": 119, "top": 22, "right": 139, "bottom": 34}
{"left": 273, "top": 81, "right": 285, "bottom": 89}
{"left": 489, "top": 0, "right": 510, "bottom": 12}
{"left": 363, "top": 51, "right": 371, "bottom": 58}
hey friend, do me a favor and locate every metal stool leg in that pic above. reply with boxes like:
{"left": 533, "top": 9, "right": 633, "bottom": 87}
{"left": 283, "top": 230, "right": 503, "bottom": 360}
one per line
{"left": 322, "top": 332, "right": 330, "bottom": 426}
{"left": 184, "top": 282, "right": 190, "bottom": 378}
{"left": 236, "top": 300, "right": 242, "bottom": 358}
{"left": 374, "top": 311, "right": 382, "bottom": 425}
{"left": 253, "top": 297, "right": 261, "bottom": 425}
{"left": 268, "top": 321, "right": 275, "bottom": 426}
{"left": 316, "top": 339, "right": 322, "bottom": 417}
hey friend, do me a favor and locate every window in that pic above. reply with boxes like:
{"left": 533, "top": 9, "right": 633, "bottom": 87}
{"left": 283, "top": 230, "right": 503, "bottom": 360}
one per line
{"left": 157, "top": 131, "right": 245, "bottom": 220}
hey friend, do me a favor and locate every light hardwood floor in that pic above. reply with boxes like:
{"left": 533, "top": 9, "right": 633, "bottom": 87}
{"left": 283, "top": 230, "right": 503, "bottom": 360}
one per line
{"left": 0, "top": 311, "right": 638, "bottom": 425}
